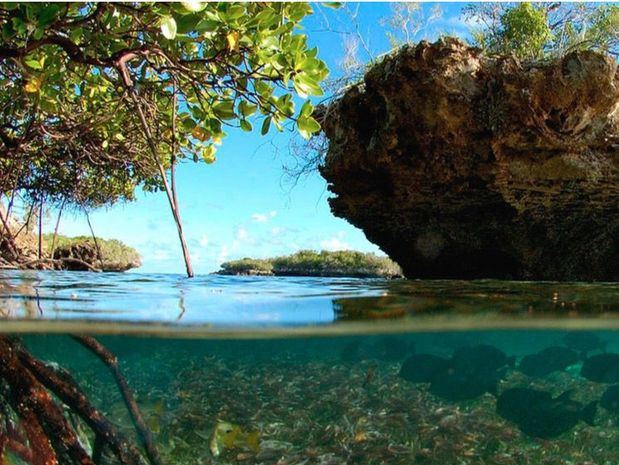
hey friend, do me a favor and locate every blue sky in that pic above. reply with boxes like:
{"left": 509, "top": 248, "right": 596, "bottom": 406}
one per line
{"left": 49, "top": 3, "right": 473, "bottom": 274}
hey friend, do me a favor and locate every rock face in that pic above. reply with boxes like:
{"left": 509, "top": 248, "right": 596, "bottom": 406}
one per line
{"left": 53, "top": 241, "right": 141, "bottom": 272}
{"left": 320, "top": 38, "right": 619, "bottom": 280}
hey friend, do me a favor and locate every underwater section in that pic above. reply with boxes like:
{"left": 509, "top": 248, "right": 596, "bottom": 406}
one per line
{"left": 3, "top": 330, "right": 619, "bottom": 464}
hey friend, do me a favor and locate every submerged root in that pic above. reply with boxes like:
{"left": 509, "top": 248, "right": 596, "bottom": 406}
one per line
{"left": 0, "top": 336, "right": 157, "bottom": 465}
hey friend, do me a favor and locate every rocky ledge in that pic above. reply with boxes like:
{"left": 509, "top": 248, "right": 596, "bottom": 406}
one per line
{"left": 320, "top": 38, "right": 619, "bottom": 281}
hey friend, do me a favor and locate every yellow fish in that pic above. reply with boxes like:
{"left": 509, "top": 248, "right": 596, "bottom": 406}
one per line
{"left": 208, "top": 421, "right": 260, "bottom": 457}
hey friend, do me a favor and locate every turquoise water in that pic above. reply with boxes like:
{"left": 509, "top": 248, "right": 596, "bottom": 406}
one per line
{"left": 1, "top": 270, "right": 619, "bottom": 464}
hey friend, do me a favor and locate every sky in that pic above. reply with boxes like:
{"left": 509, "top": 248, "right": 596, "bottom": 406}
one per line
{"left": 46, "top": 3, "right": 474, "bottom": 274}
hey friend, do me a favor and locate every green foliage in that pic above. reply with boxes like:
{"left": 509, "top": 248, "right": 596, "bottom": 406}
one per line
{"left": 219, "top": 250, "right": 402, "bottom": 278}
{"left": 465, "top": 3, "right": 619, "bottom": 59}
{"left": 0, "top": 2, "right": 328, "bottom": 206}
{"left": 219, "top": 257, "right": 273, "bottom": 275}
{"left": 43, "top": 234, "right": 141, "bottom": 270}
{"left": 499, "top": 3, "right": 551, "bottom": 59}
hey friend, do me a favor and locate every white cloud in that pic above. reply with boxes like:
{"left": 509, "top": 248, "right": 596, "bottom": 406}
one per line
{"left": 320, "top": 237, "right": 351, "bottom": 252}
{"left": 152, "top": 250, "right": 171, "bottom": 261}
{"left": 236, "top": 227, "right": 248, "bottom": 241}
{"left": 251, "top": 213, "right": 268, "bottom": 223}
{"left": 217, "top": 245, "right": 229, "bottom": 264}
{"left": 199, "top": 234, "right": 209, "bottom": 247}
{"left": 251, "top": 211, "right": 277, "bottom": 223}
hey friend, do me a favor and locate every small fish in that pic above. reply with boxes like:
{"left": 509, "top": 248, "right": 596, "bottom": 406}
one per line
{"left": 496, "top": 388, "right": 597, "bottom": 439}
{"left": 581, "top": 353, "right": 619, "bottom": 383}
{"left": 209, "top": 421, "right": 260, "bottom": 457}
{"left": 363, "top": 364, "right": 377, "bottom": 387}
{"left": 518, "top": 346, "right": 579, "bottom": 377}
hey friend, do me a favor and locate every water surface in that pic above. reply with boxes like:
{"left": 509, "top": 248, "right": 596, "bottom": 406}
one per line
{"left": 1, "top": 271, "right": 619, "bottom": 464}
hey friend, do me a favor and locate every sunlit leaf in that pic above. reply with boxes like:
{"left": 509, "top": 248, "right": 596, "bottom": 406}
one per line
{"left": 160, "top": 16, "right": 177, "bottom": 40}
{"left": 24, "top": 77, "right": 41, "bottom": 93}
{"left": 226, "top": 31, "right": 240, "bottom": 51}
{"left": 181, "top": 1, "right": 205, "bottom": 13}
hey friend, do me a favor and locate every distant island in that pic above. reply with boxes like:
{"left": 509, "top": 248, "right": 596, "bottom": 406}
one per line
{"left": 217, "top": 250, "right": 403, "bottom": 278}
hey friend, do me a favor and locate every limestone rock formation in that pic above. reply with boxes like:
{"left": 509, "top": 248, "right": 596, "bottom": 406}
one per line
{"left": 320, "top": 38, "right": 619, "bottom": 280}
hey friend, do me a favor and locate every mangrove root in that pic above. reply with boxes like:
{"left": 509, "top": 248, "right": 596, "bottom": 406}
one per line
{"left": 0, "top": 336, "right": 157, "bottom": 465}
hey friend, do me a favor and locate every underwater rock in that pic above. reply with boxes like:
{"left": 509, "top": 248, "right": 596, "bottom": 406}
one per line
{"left": 53, "top": 240, "right": 141, "bottom": 272}
{"left": 518, "top": 346, "right": 579, "bottom": 377}
{"left": 563, "top": 332, "right": 607, "bottom": 356}
{"left": 581, "top": 353, "right": 619, "bottom": 383}
{"left": 53, "top": 241, "right": 98, "bottom": 270}
{"left": 399, "top": 354, "right": 451, "bottom": 383}
{"left": 319, "top": 38, "right": 619, "bottom": 280}
{"left": 496, "top": 388, "right": 597, "bottom": 439}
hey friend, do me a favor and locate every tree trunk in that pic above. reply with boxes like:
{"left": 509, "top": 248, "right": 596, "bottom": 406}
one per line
{"left": 37, "top": 198, "right": 43, "bottom": 260}
{"left": 84, "top": 209, "right": 102, "bottom": 263}
{"left": 127, "top": 88, "right": 194, "bottom": 278}
{"left": 50, "top": 199, "right": 65, "bottom": 258}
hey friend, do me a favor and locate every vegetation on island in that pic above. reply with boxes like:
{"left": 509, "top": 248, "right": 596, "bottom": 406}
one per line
{"left": 218, "top": 250, "right": 403, "bottom": 278}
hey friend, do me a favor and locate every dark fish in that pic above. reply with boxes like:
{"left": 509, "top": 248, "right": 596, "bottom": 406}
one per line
{"left": 601, "top": 385, "right": 619, "bottom": 415}
{"left": 373, "top": 337, "right": 414, "bottom": 361}
{"left": 428, "top": 344, "right": 513, "bottom": 401}
{"left": 430, "top": 368, "right": 501, "bottom": 401}
{"left": 518, "top": 346, "right": 579, "bottom": 377}
{"left": 399, "top": 354, "right": 450, "bottom": 383}
{"left": 497, "top": 388, "right": 597, "bottom": 439}
{"left": 451, "top": 344, "right": 515, "bottom": 373}
{"left": 339, "top": 340, "right": 362, "bottom": 362}
{"left": 581, "top": 353, "right": 619, "bottom": 383}
{"left": 563, "top": 332, "right": 606, "bottom": 356}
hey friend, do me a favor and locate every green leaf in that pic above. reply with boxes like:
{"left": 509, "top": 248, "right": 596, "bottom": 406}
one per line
{"left": 261, "top": 116, "right": 271, "bottom": 135}
{"left": 240, "top": 119, "right": 252, "bottom": 132}
{"left": 37, "top": 4, "right": 60, "bottom": 27}
{"left": 160, "top": 16, "right": 177, "bottom": 40}
{"left": 238, "top": 100, "right": 257, "bottom": 118}
{"left": 212, "top": 100, "right": 236, "bottom": 120}
{"left": 24, "top": 55, "right": 44, "bottom": 70}
{"left": 224, "top": 4, "right": 246, "bottom": 20}
{"left": 300, "top": 100, "right": 314, "bottom": 118}
{"left": 297, "top": 115, "right": 321, "bottom": 140}
{"left": 181, "top": 1, "right": 205, "bottom": 13}
{"left": 201, "top": 144, "right": 217, "bottom": 164}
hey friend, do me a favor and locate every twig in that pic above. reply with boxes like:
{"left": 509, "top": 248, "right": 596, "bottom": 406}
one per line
{"left": 71, "top": 336, "right": 163, "bottom": 465}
